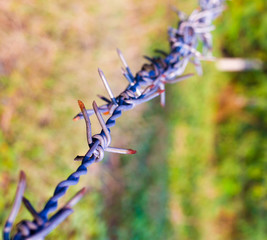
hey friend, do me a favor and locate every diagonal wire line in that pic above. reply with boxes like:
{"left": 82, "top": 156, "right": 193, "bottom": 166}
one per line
{"left": 3, "top": 1, "right": 225, "bottom": 239}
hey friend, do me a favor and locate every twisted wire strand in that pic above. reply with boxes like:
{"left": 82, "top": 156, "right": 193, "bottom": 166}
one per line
{"left": 3, "top": 1, "right": 225, "bottom": 239}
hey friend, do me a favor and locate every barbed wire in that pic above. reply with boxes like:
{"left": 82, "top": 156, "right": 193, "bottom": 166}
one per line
{"left": 3, "top": 1, "right": 225, "bottom": 239}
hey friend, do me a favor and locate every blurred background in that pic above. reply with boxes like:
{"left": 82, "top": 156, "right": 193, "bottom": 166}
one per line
{"left": 0, "top": 0, "right": 267, "bottom": 239}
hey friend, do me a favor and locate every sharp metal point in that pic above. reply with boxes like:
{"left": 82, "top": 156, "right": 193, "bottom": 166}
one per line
{"left": 78, "top": 100, "right": 92, "bottom": 145}
{"left": 98, "top": 68, "right": 117, "bottom": 106}
{"left": 74, "top": 155, "right": 84, "bottom": 161}
{"left": 73, "top": 116, "right": 81, "bottom": 121}
{"left": 125, "top": 88, "right": 165, "bottom": 105}
{"left": 97, "top": 94, "right": 111, "bottom": 103}
{"left": 92, "top": 101, "right": 111, "bottom": 146}
{"left": 160, "top": 85, "right": 166, "bottom": 107}
{"left": 22, "top": 197, "right": 43, "bottom": 225}
{"left": 3, "top": 171, "right": 26, "bottom": 240}
{"left": 122, "top": 70, "right": 133, "bottom": 84}
{"left": 22, "top": 188, "right": 87, "bottom": 240}
{"left": 105, "top": 147, "right": 137, "bottom": 154}
{"left": 166, "top": 73, "right": 194, "bottom": 84}
{"left": 25, "top": 209, "right": 73, "bottom": 240}
{"left": 117, "top": 48, "right": 128, "bottom": 68}
{"left": 117, "top": 49, "right": 135, "bottom": 81}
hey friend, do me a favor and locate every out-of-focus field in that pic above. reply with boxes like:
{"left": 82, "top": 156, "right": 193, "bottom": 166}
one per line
{"left": 0, "top": 0, "right": 267, "bottom": 240}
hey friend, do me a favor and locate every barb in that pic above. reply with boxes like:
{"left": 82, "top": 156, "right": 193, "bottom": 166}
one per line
{"left": 4, "top": 0, "right": 225, "bottom": 239}
{"left": 12, "top": 187, "right": 87, "bottom": 240}
{"left": 117, "top": 48, "right": 135, "bottom": 83}
{"left": 22, "top": 197, "right": 44, "bottom": 226}
{"left": 3, "top": 171, "right": 26, "bottom": 240}
{"left": 78, "top": 100, "right": 92, "bottom": 145}
{"left": 98, "top": 68, "right": 118, "bottom": 106}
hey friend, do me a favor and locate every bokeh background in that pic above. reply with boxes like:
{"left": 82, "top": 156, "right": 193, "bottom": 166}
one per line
{"left": 0, "top": 0, "right": 267, "bottom": 239}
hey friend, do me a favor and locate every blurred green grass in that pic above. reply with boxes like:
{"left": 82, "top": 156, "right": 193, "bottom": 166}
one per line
{"left": 1, "top": 0, "right": 267, "bottom": 240}
{"left": 165, "top": 1, "right": 267, "bottom": 240}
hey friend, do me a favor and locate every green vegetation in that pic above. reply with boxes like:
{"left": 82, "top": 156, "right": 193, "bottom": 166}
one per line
{"left": 215, "top": 1, "right": 267, "bottom": 239}
{"left": 0, "top": 0, "right": 266, "bottom": 240}
{"left": 166, "top": 1, "right": 267, "bottom": 239}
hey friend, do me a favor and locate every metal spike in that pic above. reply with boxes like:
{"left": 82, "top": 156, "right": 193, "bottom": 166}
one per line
{"left": 97, "top": 94, "right": 111, "bottom": 103}
{"left": 78, "top": 100, "right": 92, "bottom": 145}
{"left": 25, "top": 188, "right": 86, "bottom": 240}
{"left": 190, "top": 6, "right": 224, "bottom": 21}
{"left": 125, "top": 89, "right": 165, "bottom": 105}
{"left": 22, "top": 197, "right": 43, "bottom": 225}
{"left": 122, "top": 68, "right": 133, "bottom": 84}
{"left": 117, "top": 49, "right": 135, "bottom": 80}
{"left": 74, "top": 155, "right": 84, "bottom": 161}
{"left": 3, "top": 171, "right": 26, "bottom": 240}
{"left": 73, "top": 108, "right": 95, "bottom": 121}
{"left": 143, "top": 55, "right": 154, "bottom": 63}
{"left": 160, "top": 84, "right": 166, "bottom": 107}
{"left": 105, "top": 147, "right": 137, "bottom": 154}
{"left": 190, "top": 58, "right": 203, "bottom": 76}
{"left": 165, "top": 73, "right": 194, "bottom": 84}
{"left": 25, "top": 209, "right": 73, "bottom": 240}
{"left": 98, "top": 68, "right": 117, "bottom": 106}
{"left": 92, "top": 101, "right": 111, "bottom": 146}
{"left": 74, "top": 147, "right": 136, "bottom": 159}
{"left": 117, "top": 48, "right": 129, "bottom": 68}
{"left": 198, "top": 55, "right": 216, "bottom": 61}
{"left": 195, "top": 25, "right": 215, "bottom": 33}
{"left": 73, "top": 115, "right": 81, "bottom": 121}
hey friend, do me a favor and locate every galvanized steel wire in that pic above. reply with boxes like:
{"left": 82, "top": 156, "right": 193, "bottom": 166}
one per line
{"left": 3, "top": 1, "right": 225, "bottom": 239}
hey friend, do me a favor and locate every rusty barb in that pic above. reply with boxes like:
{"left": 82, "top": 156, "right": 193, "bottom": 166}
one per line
{"left": 3, "top": 0, "right": 225, "bottom": 239}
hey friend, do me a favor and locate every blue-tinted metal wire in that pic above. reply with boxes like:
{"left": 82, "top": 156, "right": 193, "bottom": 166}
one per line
{"left": 4, "top": 1, "right": 225, "bottom": 239}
